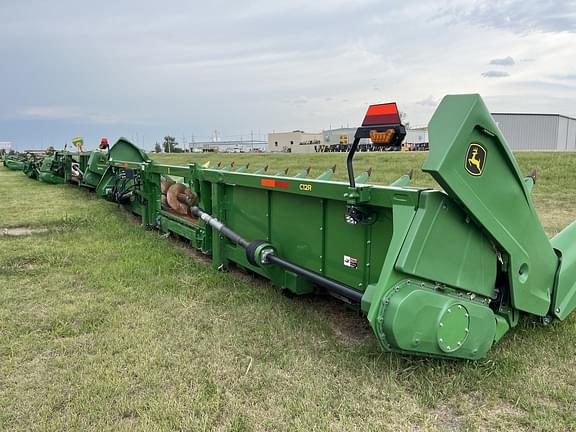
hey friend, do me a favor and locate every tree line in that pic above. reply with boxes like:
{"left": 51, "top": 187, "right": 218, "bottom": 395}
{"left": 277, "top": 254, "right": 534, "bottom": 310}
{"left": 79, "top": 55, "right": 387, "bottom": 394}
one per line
{"left": 154, "top": 136, "right": 185, "bottom": 153}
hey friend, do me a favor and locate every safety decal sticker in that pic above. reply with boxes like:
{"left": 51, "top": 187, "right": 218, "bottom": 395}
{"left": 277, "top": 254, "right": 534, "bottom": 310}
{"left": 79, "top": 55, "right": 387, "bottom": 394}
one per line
{"left": 344, "top": 255, "right": 358, "bottom": 269}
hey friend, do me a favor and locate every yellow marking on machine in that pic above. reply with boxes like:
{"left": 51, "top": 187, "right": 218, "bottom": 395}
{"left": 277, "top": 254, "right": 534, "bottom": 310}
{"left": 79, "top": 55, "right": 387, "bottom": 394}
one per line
{"left": 465, "top": 143, "right": 486, "bottom": 176}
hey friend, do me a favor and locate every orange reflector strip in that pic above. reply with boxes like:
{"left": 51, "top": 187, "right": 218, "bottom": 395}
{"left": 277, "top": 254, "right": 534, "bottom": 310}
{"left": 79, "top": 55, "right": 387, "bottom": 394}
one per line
{"left": 261, "top": 179, "right": 289, "bottom": 188}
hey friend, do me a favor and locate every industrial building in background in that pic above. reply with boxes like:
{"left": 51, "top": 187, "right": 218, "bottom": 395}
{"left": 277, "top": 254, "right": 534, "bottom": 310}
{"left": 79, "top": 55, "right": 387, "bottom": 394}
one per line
{"left": 268, "top": 112, "right": 576, "bottom": 153}
{"left": 268, "top": 127, "right": 429, "bottom": 153}
{"left": 492, "top": 113, "right": 576, "bottom": 151}
{"left": 268, "top": 131, "right": 322, "bottom": 153}
{"left": 189, "top": 140, "right": 267, "bottom": 153}
{"left": 0, "top": 142, "right": 13, "bottom": 153}
{"left": 321, "top": 128, "right": 368, "bottom": 152}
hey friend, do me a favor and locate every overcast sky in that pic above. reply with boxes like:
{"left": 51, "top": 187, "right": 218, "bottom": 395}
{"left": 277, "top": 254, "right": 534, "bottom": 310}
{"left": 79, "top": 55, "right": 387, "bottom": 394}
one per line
{"left": 1, "top": 0, "right": 575, "bottom": 150}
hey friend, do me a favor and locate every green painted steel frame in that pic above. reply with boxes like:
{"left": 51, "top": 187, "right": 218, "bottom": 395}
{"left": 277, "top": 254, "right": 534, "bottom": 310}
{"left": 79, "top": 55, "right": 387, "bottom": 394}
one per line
{"left": 79, "top": 148, "right": 505, "bottom": 360}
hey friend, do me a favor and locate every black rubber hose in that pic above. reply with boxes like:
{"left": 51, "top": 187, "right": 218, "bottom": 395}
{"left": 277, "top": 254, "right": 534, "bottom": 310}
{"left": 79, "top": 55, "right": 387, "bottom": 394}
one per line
{"left": 191, "top": 206, "right": 363, "bottom": 303}
{"left": 266, "top": 255, "right": 363, "bottom": 303}
{"left": 191, "top": 206, "right": 249, "bottom": 247}
{"left": 220, "top": 226, "right": 249, "bottom": 248}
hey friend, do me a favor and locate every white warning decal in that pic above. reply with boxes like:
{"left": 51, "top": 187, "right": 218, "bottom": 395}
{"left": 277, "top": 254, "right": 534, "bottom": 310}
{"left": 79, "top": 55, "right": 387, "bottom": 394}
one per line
{"left": 343, "top": 255, "right": 358, "bottom": 269}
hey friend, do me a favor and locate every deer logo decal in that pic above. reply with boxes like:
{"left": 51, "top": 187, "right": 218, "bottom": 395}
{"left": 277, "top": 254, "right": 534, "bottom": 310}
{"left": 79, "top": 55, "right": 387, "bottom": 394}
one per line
{"left": 465, "top": 143, "right": 487, "bottom": 176}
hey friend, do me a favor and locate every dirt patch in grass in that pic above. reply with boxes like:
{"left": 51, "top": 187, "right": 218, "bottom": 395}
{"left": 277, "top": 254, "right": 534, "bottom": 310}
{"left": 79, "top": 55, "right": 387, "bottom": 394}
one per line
{"left": 432, "top": 401, "right": 464, "bottom": 431}
{"left": 432, "top": 392, "right": 525, "bottom": 431}
{"left": 0, "top": 226, "right": 48, "bottom": 237}
{"left": 120, "top": 207, "right": 143, "bottom": 225}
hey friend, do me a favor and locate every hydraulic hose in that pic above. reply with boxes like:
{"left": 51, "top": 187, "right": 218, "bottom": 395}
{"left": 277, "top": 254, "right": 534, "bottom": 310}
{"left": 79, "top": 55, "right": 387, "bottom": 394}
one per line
{"left": 190, "top": 206, "right": 363, "bottom": 303}
{"left": 191, "top": 206, "right": 249, "bottom": 248}
{"left": 265, "top": 254, "right": 363, "bottom": 303}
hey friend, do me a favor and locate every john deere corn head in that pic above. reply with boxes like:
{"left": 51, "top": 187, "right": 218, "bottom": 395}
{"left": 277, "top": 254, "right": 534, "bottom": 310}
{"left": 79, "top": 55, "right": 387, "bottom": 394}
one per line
{"left": 2, "top": 154, "right": 26, "bottom": 171}
{"left": 7, "top": 94, "right": 576, "bottom": 360}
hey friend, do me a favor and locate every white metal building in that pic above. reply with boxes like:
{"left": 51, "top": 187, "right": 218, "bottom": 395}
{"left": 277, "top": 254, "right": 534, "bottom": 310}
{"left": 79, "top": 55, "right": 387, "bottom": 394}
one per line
{"left": 492, "top": 113, "right": 576, "bottom": 151}
{"left": 405, "top": 127, "right": 428, "bottom": 145}
{"left": 268, "top": 131, "right": 322, "bottom": 153}
{"left": 322, "top": 128, "right": 367, "bottom": 147}
{"left": 323, "top": 127, "right": 428, "bottom": 146}
{"left": 190, "top": 140, "right": 267, "bottom": 153}
{"left": 0, "top": 142, "right": 13, "bottom": 153}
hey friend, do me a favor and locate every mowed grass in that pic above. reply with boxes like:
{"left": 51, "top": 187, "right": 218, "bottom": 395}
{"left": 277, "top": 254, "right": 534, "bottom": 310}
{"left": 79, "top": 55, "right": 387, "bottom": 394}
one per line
{"left": 0, "top": 151, "right": 575, "bottom": 431}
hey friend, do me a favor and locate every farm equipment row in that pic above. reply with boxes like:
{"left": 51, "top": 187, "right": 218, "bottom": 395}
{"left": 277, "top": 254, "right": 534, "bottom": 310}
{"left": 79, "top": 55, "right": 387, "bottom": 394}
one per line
{"left": 3, "top": 94, "right": 576, "bottom": 360}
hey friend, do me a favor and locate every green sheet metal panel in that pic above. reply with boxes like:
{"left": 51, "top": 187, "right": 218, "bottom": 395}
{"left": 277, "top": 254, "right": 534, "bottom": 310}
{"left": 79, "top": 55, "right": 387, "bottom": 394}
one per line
{"left": 269, "top": 192, "right": 323, "bottom": 274}
{"left": 109, "top": 137, "right": 149, "bottom": 163}
{"left": 38, "top": 171, "right": 66, "bottom": 184}
{"left": 323, "top": 202, "right": 393, "bottom": 291}
{"left": 367, "top": 209, "right": 394, "bottom": 286}
{"left": 81, "top": 152, "right": 109, "bottom": 188}
{"left": 550, "top": 221, "right": 576, "bottom": 320}
{"left": 396, "top": 191, "right": 496, "bottom": 298}
{"left": 323, "top": 199, "right": 369, "bottom": 290}
{"left": 226, "top": 186, "right": 270, "bottom": 242}
{"left": 423, "top": 94, "right": 558, "bottom": 316}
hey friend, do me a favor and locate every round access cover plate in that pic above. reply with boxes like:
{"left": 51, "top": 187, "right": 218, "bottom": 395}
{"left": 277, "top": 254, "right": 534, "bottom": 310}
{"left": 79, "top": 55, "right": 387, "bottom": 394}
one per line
{"left": 437, "top": 304, "right": 470, "bottom": 353}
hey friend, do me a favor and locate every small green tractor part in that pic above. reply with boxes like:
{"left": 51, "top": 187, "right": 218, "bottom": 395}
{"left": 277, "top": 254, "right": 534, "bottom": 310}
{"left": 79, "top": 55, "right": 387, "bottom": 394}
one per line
{"left": 253, "top": 165, "right": 269, "bottom": 175}
{"left": 80, "top": 151, "right": 109, "bottom": 188}
{"left": 235, "top": 163, "right": 250, "bottom": 173}
{"left": 316, "top": 165, "right": 336, "bottom": 181}
{"left": 8, "top": 94, "right": 576, "bottom": 361}
{"left": 390, "top": 169, "right": 413, "bottom": 187}
{"left": 4, "top": 156, "right": 25, "bottom": 171}
{"left": 354, "top": 167, "right": 372, "bottom": 184}
{"left": 95, "top": 138, "right": 150, "bottom": 215}
{"left": 294, "top": 166, "right": 312, "bottom": 178}
{"left": 37, "top": 152, "right": 67, "bottom": 184}
{"left": 23, "top": 155, "right": 43, "bottom": 179}
{"left": 220, "top": 162, "right": 235, "bottom": 171}
{"left": 62, "top": 152, "right": 89, "bottom": 186}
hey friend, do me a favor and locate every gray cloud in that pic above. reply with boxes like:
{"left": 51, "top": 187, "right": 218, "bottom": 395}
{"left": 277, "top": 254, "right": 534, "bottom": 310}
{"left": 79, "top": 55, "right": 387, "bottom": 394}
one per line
{"left": 18, "top": 106, "right": 123, "bottom": 124}
{"left": 509, "top": 80, "right": 576, "bottom": 91}
{"left": 489, "top": 56, "right": 515, "bottom": 66}
{"left": 285, "top": 97, "right": 309, "bottom": 105}
{"left": 415, "top": 96, "right": 438, "bottom": 107}
{"left": 552, "top": 74, "right": 576, "bottom": 80}
{"left": 482, "top": 71, "right": 511, "bottom": 78}
{"left": 435, "top": 0, "right": 576, "bottom": 33}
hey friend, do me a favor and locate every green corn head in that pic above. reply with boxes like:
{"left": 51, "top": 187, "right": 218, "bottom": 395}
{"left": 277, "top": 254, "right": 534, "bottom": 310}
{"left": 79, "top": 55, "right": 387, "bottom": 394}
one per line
{"left": 6, "top": 94, "right": 576, "bottom": 360}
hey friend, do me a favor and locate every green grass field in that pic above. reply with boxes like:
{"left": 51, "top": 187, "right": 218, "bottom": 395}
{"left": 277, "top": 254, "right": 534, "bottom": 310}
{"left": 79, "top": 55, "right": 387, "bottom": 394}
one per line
{"left": 1, "top": 151, "right": 576, "bottom": 431}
